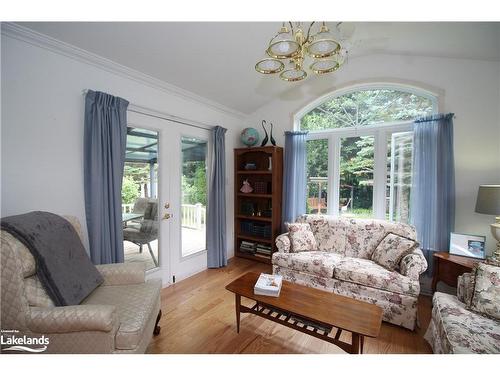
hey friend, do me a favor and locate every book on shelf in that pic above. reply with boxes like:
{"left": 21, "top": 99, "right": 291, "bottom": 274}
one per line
{"left": 256, "top": 248, "right": 271, "bottom": 254}
{"left": 256, "top": 244, "right": 272, "bottom": 250}
{"left": 254, "top": 273, "right": 283, "bottom": 297}
{"left": 253, "top": 253, "right": 270, "bottom": 259}
{"left": 239, "top": 240, "right": 257, "bottom": 254}
{"left": 239, "top": 247, "right": 256, "bottom": 254}
{"left": 256, "top": 244, "right": 272, "bottom": 255}
{"left": 256, "top": 251, "right": 271, "bottom": 256}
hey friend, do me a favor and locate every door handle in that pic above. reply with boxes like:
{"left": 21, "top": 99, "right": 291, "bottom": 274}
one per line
{"left": 164, "top": 202, "right": 170, "bottom": 209}
{"left": 162, "top": 213, "right": 172, "bottom": 220}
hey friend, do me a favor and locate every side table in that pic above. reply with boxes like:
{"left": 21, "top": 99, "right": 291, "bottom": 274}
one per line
{"left": 431, "top": 252, "right": 479, "bottom": 293}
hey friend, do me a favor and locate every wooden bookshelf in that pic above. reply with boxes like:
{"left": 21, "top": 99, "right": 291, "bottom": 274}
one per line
{"left": 234, "top": 146, "right": 283, "bottom": 264}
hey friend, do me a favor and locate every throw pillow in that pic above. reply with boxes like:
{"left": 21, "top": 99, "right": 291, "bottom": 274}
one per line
{"left": 288, "top": 223, "right": 318, "bottom": 253}
{"left": 469, "top": 263, "right": 500, "bottom": 320}
{"left": 457, "top": 272, "right": 475, "bottom": 306}
{"left": 371, "top": 232, "right": 418, "bottom": 270}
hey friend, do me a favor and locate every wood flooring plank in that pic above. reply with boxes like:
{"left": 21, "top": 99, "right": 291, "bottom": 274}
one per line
{"left": 146, "top": 257, "right": 432, "bottom": 354}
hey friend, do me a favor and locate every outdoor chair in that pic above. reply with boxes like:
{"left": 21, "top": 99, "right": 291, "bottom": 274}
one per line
{"left": 123, "top": 201, "right": 159, "bottom": 267}
{"left": 126, "top": 197, "right": 154, "bottom": 229}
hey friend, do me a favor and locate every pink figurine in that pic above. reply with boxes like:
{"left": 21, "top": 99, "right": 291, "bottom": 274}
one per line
{"left": 240, "top": 179, "right": 253, "bottom": 193}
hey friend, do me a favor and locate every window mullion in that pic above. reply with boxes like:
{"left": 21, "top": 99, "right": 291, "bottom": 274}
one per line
{"left": 328, "top": 134, "right": 340, "bottom": 216}
{"left": 373, "top": 130, "right": 387, "bottom": 220}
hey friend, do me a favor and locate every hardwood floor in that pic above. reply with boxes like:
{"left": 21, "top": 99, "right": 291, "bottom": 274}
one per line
{"left": 146, "top": 257, "right": 433, "bottom": 354}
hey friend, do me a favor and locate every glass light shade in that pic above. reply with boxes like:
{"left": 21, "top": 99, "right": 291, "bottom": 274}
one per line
{"left": 307, "top": 25, "right": 341, "bottom": 58}
{"left": 280, "top": 68, "right": 307, "bottom": 82}
{"left": 255, "top": 58, "right": 285, "bottom": 74}
{"left": 310, "top": 59, "right": 340, "bottom": 74}
{"left": 267, "top": 27, "right": 300, "bottom": 59}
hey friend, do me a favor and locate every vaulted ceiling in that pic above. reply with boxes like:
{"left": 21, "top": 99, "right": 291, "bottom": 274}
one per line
{"left": 18, "top": 22, "right": 500, "bottom": 115}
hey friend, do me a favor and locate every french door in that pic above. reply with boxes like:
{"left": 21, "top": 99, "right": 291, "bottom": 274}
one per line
{"left": 125, "top": 110, "right": 211, "bottom": 286}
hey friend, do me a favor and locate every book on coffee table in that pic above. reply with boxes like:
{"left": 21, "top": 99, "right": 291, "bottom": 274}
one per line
{"left": 254, "top": 273, "right": 283, "bottom": 297}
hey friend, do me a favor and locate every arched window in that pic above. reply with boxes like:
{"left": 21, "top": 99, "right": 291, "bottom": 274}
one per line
{"left": 300, "top": 88, "right": 436, "bottom": 131}
{"left": 299, "top": 85, "right": 438, "bottom": 223}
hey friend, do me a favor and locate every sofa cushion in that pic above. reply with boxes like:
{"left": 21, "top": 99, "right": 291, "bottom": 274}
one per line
{"left": 82, "top": 278, "right": 161, "bottom": 350}
{"left": 333, "top": 257, "right": 420, "bottom": 296}
{"left": 470, "top": 263, "right": 500, "bottom": 320}
{"left": 429, "top": 292, "right": 500, "bottom": 353}
{"left": 371, "top": 233, "right": 418, "bottom": 270}
{"left": 272, "top": 251, "right": 343, "bottom": 278}
{"left": 344, "top": 219, "right": 417, "bottom": 259}
{"left": 288, "top": 223, "right": 317, "bottom": 252}
{"left": 296, "top": 215, "right": 346, "bottom": 254}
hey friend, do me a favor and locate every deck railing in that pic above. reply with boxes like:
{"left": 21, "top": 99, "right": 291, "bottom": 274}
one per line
{"left": 181, "top": 203, "right": 206, "bottom": 230}
{"left": 121, "top": 203, "right": 206, "bottom": 230}
{"left": 122, "top": 204, "right": 134, "bottom": 213}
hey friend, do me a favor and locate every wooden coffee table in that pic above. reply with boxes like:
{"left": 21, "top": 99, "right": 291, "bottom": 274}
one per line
{"left": 225, "top": 272, "right": 382, "bottom": 354}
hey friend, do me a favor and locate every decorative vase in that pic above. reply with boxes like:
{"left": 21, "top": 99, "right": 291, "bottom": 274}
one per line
{"left": 260, "top": 120, "right": 269, "bottom": 147}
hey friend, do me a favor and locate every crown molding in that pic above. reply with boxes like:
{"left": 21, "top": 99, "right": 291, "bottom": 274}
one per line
{"left": 1, "top": 22, "right": 246, "bottom": 120}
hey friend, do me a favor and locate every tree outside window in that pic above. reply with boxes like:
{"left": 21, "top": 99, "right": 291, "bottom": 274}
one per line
{"left": 302, "top": 87, "right": 435, "bottom": 222}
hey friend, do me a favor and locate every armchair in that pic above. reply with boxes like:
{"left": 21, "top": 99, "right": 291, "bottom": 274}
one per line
{"left": 1, "top": 216, "right": 162, "bottom": 354}
{"left": 425, "top": 272, "right": 500, "bottom": 353}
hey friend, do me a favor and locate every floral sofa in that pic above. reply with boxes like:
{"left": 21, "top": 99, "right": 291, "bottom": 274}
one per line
{"left": 425, "top": 272, "right": 500, "bottom": 353}
{"left": 272, "top": 215, "right": 428, "bottom": 330}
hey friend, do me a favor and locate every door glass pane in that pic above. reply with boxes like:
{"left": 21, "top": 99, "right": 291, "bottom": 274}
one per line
{"left": 181, "top": 137, "right": 207, "bottom": 257}
{"left": 386, "top": 132, "right": 413, "bottom": 223}
{"left": 306, "top": 139, "right": 328, "bottom": 214}
{"left": 339, "top": 136, "right": 374, "bottom": 218}
{"left": 122, "top": 127, "right": 159, "bottom": 270}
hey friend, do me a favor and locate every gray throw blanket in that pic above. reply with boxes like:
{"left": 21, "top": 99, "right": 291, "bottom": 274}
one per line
{"left": 1, "top": 211, "right": 103, "bottom": 306}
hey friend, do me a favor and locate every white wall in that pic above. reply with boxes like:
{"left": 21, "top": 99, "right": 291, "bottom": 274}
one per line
{"left": 247, "top": 54, "right": 500, "bottom": 255}
{"left": 1, "top": 33, "right": 243, "bottom": 268}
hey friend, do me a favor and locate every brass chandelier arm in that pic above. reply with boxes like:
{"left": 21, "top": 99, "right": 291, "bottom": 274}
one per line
{"left": 305, "top": 21, "right": 315, "bottom": 43}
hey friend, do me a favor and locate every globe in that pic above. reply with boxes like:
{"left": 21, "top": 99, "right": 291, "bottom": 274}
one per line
{"left": 240, "top": 127, "right": 259, "bottom": 147}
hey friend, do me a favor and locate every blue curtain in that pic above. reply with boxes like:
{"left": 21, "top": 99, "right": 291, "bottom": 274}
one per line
{"left": 207, "top": 126, "right": 227, "bottom": 268}
{"left": 282, "top": 131, "right": 309, "bottom": 231}
{"left": 411, "top": 113, "right": 455, "bottom": 272}
{"left": 84, "top": 90, "right": 129, "bottom": 264}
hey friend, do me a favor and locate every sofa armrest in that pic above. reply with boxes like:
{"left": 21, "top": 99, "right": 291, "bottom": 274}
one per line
{"left": 399, "top": 248, "right": 428, "bottom": 280}
{"left": 457, "top": 272, "right": 475, "bottom": 304}
{"left": 276, "top": 233, "right": 291, "bottom": 253}
{"left": 95, "top": 262, "right": 146, "bottom": 285}
{"left": 28, "top": 305, "right": 118, "bottom": 334}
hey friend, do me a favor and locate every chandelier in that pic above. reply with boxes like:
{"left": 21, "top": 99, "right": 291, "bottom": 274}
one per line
{"left": 255, "top": 22, "right": 348, "bottom": 82}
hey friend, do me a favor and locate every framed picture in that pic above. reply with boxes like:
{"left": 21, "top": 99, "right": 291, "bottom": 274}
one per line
{"left": 449, "top": 232, "right": 486, "bottom": 259}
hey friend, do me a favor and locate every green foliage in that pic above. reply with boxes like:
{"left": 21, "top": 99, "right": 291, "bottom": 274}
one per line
{"left": 182, "top": 161, "right": 207, "bottom": 205}
{"left": 122, "top": 176, "right": 139, "bottom": 204}
{"left": 303, "top": 89, "right": 430, "bottom": 218}
{"left": 124, "top": 163, "right": 151, "bottom": 185}
{"left": 301, "top": 89, "right": 433, "bottom": 131}
{"left": 306, "top": 139, "right": 328, "bottom": 200}
{"left": 339, "top": 136, "right": 374, "bottom": 210}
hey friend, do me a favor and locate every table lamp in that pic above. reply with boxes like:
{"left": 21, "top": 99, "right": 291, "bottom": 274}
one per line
{"left": 475, "top": 185, "right": 500, "bottom": 264}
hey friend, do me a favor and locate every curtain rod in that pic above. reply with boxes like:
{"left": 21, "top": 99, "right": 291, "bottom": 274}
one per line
{"left": 82, "top": 89, "right": 215, "bottom": 131}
